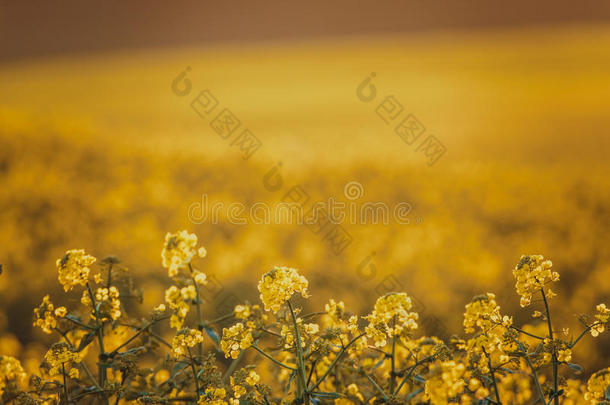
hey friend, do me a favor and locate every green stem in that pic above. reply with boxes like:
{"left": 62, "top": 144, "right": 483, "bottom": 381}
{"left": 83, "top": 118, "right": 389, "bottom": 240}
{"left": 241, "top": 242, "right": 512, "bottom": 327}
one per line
{"left": 508, "top": 325, "right": 545, "bottom": 340}
{"left": 540, "top": 288, "right": 558, "bottom": 405}
{"left": 394, "top": 353, "right": 436, "bottom": 395}
{"left": 251, "top": 344, "right": 296, "bottom": 371}
{"left": 569, "top": 322, "right": 600, "bottom": 348}
{"left": 483, "top": 348, "right": 501, "bottom": 405}
{"left": 309, "top": 332, "right": 367, "bottom": 392}
{"left": 86, "top": 283, "right": 108, "bottom": 405}
{"left": 54, "top": 328, "right": 100, "bottom": 390}
{"left": 109, "top": 314, "right": 171, "bottom": 356}
{"left": 61, "top": 363, "right": 70, "bottom": 405}
{"left": 516, "top": 339, "right": 545, "bottom": 404}
{"left": 187, "top": 347, "right": 201, "bottom": 396}
{"left": 188, "top": 264, "right": 205, "bottom": 356}
{"left": 223, "top": 350, "right": 245, "bottom": 382}
{"left": 363, "top": 371, "right": 390, "bottom": 402}
{"left": 287, "top": 300, "right": 309, "bottom": 404}
{"left": 202, "top": 313, "right": 234, "bottom": 328}
{"left": 390, "top": 316, "right": 397, "bottom": 393}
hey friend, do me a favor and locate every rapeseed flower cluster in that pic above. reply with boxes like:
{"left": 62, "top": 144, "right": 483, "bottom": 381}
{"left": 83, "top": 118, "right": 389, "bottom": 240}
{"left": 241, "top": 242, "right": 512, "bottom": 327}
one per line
{"left": 221, "top": 323, "right": 254, "bottom": 359}
{"left": 4, "top": 233, "right": 609, "bottom": 405}
{"left": 513, "top": 254, "right": 559, "bottom": 307}
{"left": 56, "top": 249, "right": 96, "bottom": 291}
{"left": 44, "top": 342, "right": 80, "bottom": 378}
{"left": 0, "top": 356, "right": 26, "bottom": 395}
{"left": 424, "top": 361, "right": 466, "bottom": 404}
{"left": 592, "top": 303, "right": 610, "bottom": 337}
{"left": 364, "top": 292, "right": 419, "bottom": 347}
{"left": 257, "top": 266, "right": 309, "bottom": 313}
{"left": 164, "top": 285, "right": 191, "bottom": 329}
{"left": 170, "top": 328, "right": 204, "bottom": 357}
{"left": 33, "top": 295, "right": 67, "bottom": 334}
{"left": 161, "top": 230, "right": 206, "bottom": 277}
{"left": 585, "top": 367, "right": 610, "bottom": 404}
{"left": 198, "top": 387, "right": 227, "bottom": 405}
{"left": 94, "top": 286, "right": 121, "bottom": 320}
{"left": 463, "top": 293, "right": 511, "bottom": 334}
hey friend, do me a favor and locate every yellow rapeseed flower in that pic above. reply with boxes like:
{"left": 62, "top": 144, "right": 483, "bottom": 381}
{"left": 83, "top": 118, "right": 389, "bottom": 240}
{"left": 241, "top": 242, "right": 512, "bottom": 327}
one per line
{"left": 364, "top": 293, "right": 418, "bottom": 347}
{"left": 0, "top": 355, "right": 26, "bottom": 394}
{"left": 513, "top": 255, "right": 558, "bottom": 307}
{"left": 257, "top": 266, "right": 309, "bottom": 313}
{"left": 44, "top": 342, "right": 80, "bottom": 377}
{"left": 221, "top": 323, "right": 254, "bottom": 359}
{"left": 161, "top": 230, "right": 201, "bottom": 277}
{"left": 33, "top": 295, "right": 58, "bottom": 334}
{"left": 463, "top": 293, "right": 511, "bottom": 334}
{"left": 56, "top": 249, "right": 96, "bottom": 292}
{"left": 585, "top": 367, "right": 610, "bottom": 404}
{"left": 198, "top": 387, "right": 227, "bottom": 405}
{"left": 424, "top": 361, "right": 466, "bottom": 405}
{"left": 591, "top": 303, "right": 610, "bottom": 337}
{"left": 170, "top": 328, "right": 204, "bottom": 358}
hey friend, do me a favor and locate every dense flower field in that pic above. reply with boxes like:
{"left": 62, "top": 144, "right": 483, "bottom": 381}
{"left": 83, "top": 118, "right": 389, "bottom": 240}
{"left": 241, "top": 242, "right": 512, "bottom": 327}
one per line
{"left": 1, "top": 26, "right": 610, "bottom": 404}
{"left": 1, "top": 230, "right": 608, "bottom": 404}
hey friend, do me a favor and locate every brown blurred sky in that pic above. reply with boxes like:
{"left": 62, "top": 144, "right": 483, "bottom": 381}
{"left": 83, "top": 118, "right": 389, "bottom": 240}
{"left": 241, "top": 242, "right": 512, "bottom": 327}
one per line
{"left": 2, "top": 0, "right": 610, "bottom": 63}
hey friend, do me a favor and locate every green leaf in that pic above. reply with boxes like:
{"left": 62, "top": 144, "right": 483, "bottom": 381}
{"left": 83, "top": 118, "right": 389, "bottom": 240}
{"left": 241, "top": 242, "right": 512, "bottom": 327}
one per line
{"left": 414, "top": 374, "right": 426, "bottom": 383}
{"left": 77, "top": 332, "right": 97, "bottom": 352}
{"left": 567, "top": 363, "right": 583, "bottom": 373}
{"left": 170, "top": 362, "right": 188, "bottom": 379}
{"left": 205, "top": 326, "right": 220, "bottom": 344}
{"left": 310, "top": 392, "right": 341, "bottom": 399}
{"left": 407, "top": 387, "right": 424, "bottom": 400}
{"left": 66, "top": 314, "right": 84, "bottom": 324}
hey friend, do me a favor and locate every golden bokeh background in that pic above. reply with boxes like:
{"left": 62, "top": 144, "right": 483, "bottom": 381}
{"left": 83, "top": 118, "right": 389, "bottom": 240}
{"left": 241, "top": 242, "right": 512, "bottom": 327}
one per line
{"left": 1, "top": 1, "right": 609, "bottom": 377}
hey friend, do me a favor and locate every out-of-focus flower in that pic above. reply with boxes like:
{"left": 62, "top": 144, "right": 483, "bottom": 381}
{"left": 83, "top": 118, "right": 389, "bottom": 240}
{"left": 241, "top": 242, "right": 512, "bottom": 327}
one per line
{"left": 165, "top": 285, "right": 189, "bottom": 329}
{"left": 221, "top": 323, "right": 253, "bottom": 359}
{"left": 347, "top": 383, "right": 364, "bottom": 401}
{"left": 56, "top": 249, "right": 96, "bottom": 291}
{"left": 94, "top": 286, "right": 121, "bottom": 320}
{"left": 194, "top": 271, "right": 208, "bottom": 285}
{"left": 257, "top": 266, "right": 309, "bottom": 313}
{"left": 198, "top": 387, "right": 227, "bottom": 405}
{"left": 234, "top": 304, "right": 251, "bottom": 320}
{"left": 557, "top": 348, "right": 572, "bottom": 362}
{"left": 585, "top": 367, "right": 610, "bottom": 404}
{"left": 424, "top": 361, "right": 466, "bottom": 405}
{"left": 325, "top": 299, "right": 345, "bottom": 324}
{"left": 562, "top": 379, "right": 587, "bottom": 405}
{"left": 245, "top": 370, "right": 259, "bottom": 386}
{"left": 44, "top": 342, "right": 80, "bottom": 377}
{"left": 364, "top": 293, "right": 418, "bottom": 347}
{"left": 161, "top": 230, "right": 200, "bottom": 278}
{"left": 498, "top": 374, "right": 532, "bottom": 405}
{"left": 463, "top": 293, "right": 512, "bottom": 334}
{"left": 170, "top": 328, "right": 204, "bottom": 358}
{"left": 591, "top": 303, "right": 609, "bottom": 337}
{"left": 230, "top": 376, "right": 246, "bottom": 398}
{"left": 0, "top": 355, "right": 26, "bottom": 394}
{"left": 33, "top": 295, "right": 59, "bottom": 334}
{"left": 180, "top": 285, "right": 197, "bottom": 301}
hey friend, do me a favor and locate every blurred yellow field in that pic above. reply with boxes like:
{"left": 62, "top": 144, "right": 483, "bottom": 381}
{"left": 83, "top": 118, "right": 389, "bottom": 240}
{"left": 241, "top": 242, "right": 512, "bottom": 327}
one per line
{"left": 1, "top": 23, "right": 609, "bottom": 404}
